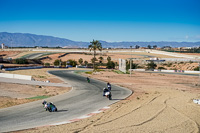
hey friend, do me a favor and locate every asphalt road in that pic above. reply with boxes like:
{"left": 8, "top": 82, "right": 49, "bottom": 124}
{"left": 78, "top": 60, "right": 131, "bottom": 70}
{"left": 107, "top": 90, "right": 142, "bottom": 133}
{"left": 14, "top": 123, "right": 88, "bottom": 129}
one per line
{"left": 0, "top": 70, "right": 132, "bottom": 132}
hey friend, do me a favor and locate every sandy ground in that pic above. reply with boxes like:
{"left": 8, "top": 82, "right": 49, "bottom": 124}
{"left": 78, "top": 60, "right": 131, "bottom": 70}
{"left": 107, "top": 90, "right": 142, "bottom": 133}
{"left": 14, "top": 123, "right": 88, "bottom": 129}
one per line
{"left": 9, "top": 69, "right": 200, "bottom": 133}
{"left": 40, "top": 52, "right": 199, "bottom": 71}
{"left": 0, "top": 68, "right": 71, "bottom": 109}
{"left": 1, "top": 51, "right": 200, "bottom": 132}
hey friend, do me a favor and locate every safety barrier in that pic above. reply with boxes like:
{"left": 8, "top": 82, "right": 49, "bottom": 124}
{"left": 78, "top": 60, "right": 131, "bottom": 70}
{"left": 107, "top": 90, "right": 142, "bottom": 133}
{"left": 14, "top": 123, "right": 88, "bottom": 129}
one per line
{"left": 4, "top": 66, "right": 43, "bottom": 71}
{"left": 0, "top": 73, "right": 32, "bottom": 80}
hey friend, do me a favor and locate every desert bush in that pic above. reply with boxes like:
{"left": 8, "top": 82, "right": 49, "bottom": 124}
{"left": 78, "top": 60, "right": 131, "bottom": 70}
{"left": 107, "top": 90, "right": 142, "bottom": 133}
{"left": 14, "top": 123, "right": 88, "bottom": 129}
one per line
{"left": 158, "top": 67, "right": 166, "bottom": 70}
{"left": 146, "top": 61, "right": 157, "bottom": 70}
{"left": 189, "top": 60, "right": 193, "bottom": 64}
{"left": 44, "top": 63, "right": 50, "bottom": 67}
{"left": 167, "top": 63, "right": 172, "bottom": 67}
{"left": 126, "top": 60, "right": 138, "bottom": 70}
{"left": 106, "top": 61, "right": 115, "bottom": 69}
{"left": 194, "top": 66, "right": 200, "bottom": 71}
{"left": 15, "top": 58, "right": 29, "bottom": 64}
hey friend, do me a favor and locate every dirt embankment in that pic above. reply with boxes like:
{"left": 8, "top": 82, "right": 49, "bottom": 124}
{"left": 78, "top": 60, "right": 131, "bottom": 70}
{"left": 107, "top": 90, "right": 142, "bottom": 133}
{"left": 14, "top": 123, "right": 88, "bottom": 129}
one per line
{"left": 0, "top": 68, "right": 71, "bottom": 109}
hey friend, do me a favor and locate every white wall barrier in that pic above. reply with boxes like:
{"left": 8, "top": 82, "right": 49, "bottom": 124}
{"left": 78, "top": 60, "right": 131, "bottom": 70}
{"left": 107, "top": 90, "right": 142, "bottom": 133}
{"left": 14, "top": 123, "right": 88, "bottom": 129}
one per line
{"left": 131, "top": 69, "right": 200, "bottom": 74}
{"left": 0, "top": 73, "right": 32, "bottom": 80}
{"left": 160, "top": 70, "right": 176, "bottom": 73}
{"left": 131, "top": 69, "right": 145, "bottom": 71}
{"left": 184, "top": 71, "right": 200, "bottom": 74}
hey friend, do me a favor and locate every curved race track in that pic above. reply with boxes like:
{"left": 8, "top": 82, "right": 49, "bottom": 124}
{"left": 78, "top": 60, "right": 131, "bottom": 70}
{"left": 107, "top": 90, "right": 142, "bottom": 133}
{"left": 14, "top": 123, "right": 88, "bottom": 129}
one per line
{"left": 0, "top": 70, "right": 132, "bottom": 132}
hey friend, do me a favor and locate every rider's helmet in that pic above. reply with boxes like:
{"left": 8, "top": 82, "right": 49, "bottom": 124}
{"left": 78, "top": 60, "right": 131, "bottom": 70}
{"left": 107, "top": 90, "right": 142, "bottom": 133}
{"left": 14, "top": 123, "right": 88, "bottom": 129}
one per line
{"left": 42, "top": 100, "right": 47, "bottom": 105}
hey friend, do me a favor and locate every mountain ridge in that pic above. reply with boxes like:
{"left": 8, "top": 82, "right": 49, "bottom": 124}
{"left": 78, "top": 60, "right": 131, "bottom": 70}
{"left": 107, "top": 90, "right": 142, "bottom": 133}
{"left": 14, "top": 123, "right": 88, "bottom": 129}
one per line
{"left": 0, "top": 32, "right": 199, "bottom": 48}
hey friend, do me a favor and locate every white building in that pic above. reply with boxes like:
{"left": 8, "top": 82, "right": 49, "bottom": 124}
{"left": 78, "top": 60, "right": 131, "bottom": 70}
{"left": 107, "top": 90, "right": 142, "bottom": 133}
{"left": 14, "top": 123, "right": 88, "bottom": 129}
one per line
{"left": 1, "top": 43, "right": 5, "bottom": 49}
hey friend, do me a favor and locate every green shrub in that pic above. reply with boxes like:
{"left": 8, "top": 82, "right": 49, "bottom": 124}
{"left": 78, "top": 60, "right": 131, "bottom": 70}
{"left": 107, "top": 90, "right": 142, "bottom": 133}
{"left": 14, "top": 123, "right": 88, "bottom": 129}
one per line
{"left": 146, "top": 61, "right": 157, "bottom": 70}
{"left": 126, "top": 61, "right": 138, "bottom": 70}
{"left": 54, "top": 59, "right": 60, "bottom": 66}
{"left": 67, "top": 59, "right": 77, "bottom": 67}
{"left": 158, "top": 67, "right": 166, "bottom": 70}
{"left": 85, "top": 71, "right": 93, "bottom": 74}
{"left": 167, "top": 63, "right": 172, "bottom": 67}
{"left": 15, "top": 58, "right": 29, "bottom": 64}
{"left": 194, "top": 66, "right": 200, "bottom": 71}
{"left": 106, "top": 61, "right": 115, "bottom": 69}
{"left": 44, "top": 63, "right": 50, "bottom": 67}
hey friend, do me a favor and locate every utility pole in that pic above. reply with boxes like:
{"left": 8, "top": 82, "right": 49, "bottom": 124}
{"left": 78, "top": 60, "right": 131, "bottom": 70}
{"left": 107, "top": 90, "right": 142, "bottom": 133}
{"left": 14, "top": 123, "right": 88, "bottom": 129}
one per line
{"left": 130, "top": 46, "right": 132, "bottom": 77}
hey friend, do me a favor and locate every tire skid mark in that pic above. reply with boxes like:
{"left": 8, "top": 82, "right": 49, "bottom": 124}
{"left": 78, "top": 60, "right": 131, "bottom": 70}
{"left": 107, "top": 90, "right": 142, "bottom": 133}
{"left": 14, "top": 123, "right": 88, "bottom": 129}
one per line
{"left": 94, "top": 94, "right": 163, "bottom": 127}
{"left": 100, "top": 97, "right": 169, "bottom": 133}
{"left": 165, "top": 96, "right": 200, "bottom": 132}
{"left": 169, "top": 105, "right": 199, "bottom": 133}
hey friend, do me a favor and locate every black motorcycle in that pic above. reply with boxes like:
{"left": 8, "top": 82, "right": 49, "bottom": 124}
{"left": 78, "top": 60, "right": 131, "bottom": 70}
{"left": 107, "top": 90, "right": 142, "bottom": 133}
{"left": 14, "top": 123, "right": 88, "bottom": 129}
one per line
{"left": 103, "top": 88, "right": 112, "bottom": 100}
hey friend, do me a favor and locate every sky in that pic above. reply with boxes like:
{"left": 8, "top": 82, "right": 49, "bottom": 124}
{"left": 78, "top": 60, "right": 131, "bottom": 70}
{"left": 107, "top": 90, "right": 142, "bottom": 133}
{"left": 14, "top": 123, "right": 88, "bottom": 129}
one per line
{"left": 0, "top": 0, "right": 200, "bottom": 42}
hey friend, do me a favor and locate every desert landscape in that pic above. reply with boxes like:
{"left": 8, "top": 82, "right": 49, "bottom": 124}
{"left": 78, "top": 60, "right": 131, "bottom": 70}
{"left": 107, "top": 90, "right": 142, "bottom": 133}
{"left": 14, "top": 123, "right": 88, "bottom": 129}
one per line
{"left": 0, "top": 50, "right": 200, "bottom": 133}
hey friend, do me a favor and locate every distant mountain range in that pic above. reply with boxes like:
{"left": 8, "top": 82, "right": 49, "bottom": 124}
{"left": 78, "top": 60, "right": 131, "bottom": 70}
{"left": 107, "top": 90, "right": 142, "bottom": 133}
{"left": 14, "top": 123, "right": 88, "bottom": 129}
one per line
{"left": 0, "top": 32, "right": 200, "bottom": 48}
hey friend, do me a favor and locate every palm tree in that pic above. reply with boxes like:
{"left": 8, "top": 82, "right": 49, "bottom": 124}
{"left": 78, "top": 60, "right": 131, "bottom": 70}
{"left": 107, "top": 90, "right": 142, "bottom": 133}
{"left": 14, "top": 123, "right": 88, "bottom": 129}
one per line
{"left": 88, "top": 40, "right": 102, "bottom": 71}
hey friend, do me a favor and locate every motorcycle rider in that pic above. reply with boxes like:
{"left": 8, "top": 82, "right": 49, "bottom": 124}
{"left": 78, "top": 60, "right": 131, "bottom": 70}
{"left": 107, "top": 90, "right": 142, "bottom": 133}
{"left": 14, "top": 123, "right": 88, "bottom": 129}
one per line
{"left": 42, "top": 100, "right": 57, "bottom": 112}
{"left": 87, "top": 77, "right": 90, "bottom": 83}
{"left": 107, "top": 82, "right": 111, "bottom": 91}
{"left": 103, "top": 87, "right": 112, "bottom": 100}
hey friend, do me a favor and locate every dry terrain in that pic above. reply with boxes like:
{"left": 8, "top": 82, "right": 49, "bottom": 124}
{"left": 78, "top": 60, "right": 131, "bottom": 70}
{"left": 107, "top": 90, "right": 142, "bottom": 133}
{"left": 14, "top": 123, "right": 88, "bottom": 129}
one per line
{"left": 0, "top": 68, "right": 71, "bottom": 109}
{"left": 1, "top": 50, "right": 200, "bottom": 133}
{"left": 7, "top": 69, "right": 200, "bottom": 133}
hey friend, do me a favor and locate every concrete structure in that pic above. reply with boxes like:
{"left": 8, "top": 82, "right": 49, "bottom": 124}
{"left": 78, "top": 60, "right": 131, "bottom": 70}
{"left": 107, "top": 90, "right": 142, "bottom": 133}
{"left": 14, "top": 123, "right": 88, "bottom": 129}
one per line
{"left": 1, "top": 43, "right": 5, "bottom": 49}
{"left": 119, "top": 58, "right": 126, "bottom": 73}
{"left": 0, "top": 73, "right": 32, "bottom": 80}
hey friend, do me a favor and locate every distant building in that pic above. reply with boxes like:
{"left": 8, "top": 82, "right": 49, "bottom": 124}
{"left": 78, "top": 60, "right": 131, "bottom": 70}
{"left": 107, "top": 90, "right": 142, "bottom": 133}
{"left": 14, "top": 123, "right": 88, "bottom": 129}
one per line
{"left": 1, "top": 43, "right": 5, "bottom": 49}
{"left": 139, "top": 47, "right": 148, "bottom": 49}
{"left": 162, "top": 46, "right": 172, "bottom": 50}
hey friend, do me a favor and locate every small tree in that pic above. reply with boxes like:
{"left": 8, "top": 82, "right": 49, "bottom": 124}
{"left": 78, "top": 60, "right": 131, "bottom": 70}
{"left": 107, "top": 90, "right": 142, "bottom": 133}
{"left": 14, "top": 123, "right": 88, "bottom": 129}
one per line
{"left": 147, "top": 45, "right": 152, "bottom": 49}
{"left": 67, "top": 59, "right": 77, "bottom": 67}
{"left": 91, "top": 57, "right": 97, "bottom": 64}
{"left": 84, "top": 61, "right": 88, "bottom": 66}
{"left": 78, "top": 58, "right": 83, "bottom": 65}
{"left": 135, "top": 45, "right": 140, "bottom": 49}
{"left": 54, "top": 59, "right": 60, "bottom": 66}
{"left": 146, "top": 61, "right": 157, "bottom": 70}
{"left": 194, "top": 66, "right": 200, "bottom": 71}
{"left": 44, "top": 63, "right": 50, "bottom": 67}
{"left": 153, "top": 45, "right": 157, "bottom": 49}
{"left": 98, "top": 56, "right": 103, "bottom": 63}
{"left": 107, "top": 56, "right": 111, "bottom": 62}
{"left": 126, "top": 60, "right": 138, "bottom": 70}
{"left": 61, "top": 61, "right": 66, "bottom": 67}
{"left": 106, "top": 61, "right": 115, "bottom": 69}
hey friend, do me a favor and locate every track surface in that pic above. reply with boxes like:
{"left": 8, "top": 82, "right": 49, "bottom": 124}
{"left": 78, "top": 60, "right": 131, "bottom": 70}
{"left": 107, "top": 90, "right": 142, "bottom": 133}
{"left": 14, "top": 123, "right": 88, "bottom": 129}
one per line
{"left": 0, "top": 70, "right": 132, "bottom": 132}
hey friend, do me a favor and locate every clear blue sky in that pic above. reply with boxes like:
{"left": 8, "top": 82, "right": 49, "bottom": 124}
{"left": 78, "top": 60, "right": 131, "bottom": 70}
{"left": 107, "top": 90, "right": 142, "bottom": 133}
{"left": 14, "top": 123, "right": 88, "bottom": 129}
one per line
{"left": 0, "top": 0, "right": 200, "bottom": 42}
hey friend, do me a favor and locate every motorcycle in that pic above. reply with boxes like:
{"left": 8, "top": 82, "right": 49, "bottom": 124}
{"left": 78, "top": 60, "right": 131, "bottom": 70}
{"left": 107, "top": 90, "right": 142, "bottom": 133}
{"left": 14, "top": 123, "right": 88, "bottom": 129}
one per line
{"left": 87, "top": 77, "right": 90, "bottom": 83}
{"left": 103, "top": 89, "right": 112, "bottom": 100}
{"left": 42, "top": 101, "right": 58, "bottom": 112}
